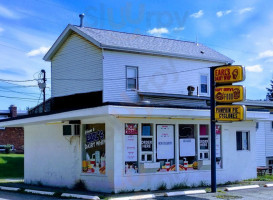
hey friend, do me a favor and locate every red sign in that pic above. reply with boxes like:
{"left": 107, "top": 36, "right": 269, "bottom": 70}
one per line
{"left": 125, "top": 124, "right": 138, "bottom": 135}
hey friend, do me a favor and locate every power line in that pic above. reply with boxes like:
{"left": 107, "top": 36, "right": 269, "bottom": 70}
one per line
{"left": 0, "top": 95, "right": 39, "bottom": 101}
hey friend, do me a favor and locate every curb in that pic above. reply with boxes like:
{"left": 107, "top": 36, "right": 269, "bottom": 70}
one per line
{"left": 61, "top": 193, "right": 100, "bottom": 200}
{"left": 264, "top": 183, "right": 273, "bottom": 187}
{"left": 0, "top": 186, "right": 20, "bottom": 191}
{"left": 225, "top": 185, "right": 259, "bottom": 191}
{"left": 164, "top": 189, "right": 206, "bottom": 197}
{"left": 24, "top": 189, "right": 55, "bottom": 196}
{"left": 109, "top": 194, "right": 156, "bottom": 200}
{"left": 0, "top": 186, "right": 100, "bottom": 199}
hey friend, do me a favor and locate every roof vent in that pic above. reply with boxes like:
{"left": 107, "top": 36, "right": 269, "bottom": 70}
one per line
{"left": 79, "top": 13, "right": 85, "bottom": 27}
{"left": 187, "top": 86, "right": 195, "bottom": 96}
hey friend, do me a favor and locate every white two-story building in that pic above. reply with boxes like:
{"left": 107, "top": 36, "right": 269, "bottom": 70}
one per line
{"left": 0, "top": 24, "right": 267, "bottom": 193}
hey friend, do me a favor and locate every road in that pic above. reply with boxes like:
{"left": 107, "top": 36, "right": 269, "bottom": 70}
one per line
{"left": 1, "top": 187, "right": 273, "bottom": 199}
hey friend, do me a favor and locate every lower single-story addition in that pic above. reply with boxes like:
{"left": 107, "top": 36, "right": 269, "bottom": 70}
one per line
{"left": 0, "top": 105, "right": 267, "bottom": 193}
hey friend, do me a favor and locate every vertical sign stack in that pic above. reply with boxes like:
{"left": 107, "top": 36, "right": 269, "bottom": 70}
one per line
{"left": 214, "top": 65, "right": 246, "bottom": 121}
{"left": 210, "top": 65, "right": 246, "bottom": 192}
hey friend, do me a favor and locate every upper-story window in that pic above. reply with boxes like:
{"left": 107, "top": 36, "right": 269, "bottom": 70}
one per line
{"left": 200, "top": 75, "right": 208, "bottom": 94}
{"left": 126, "top": 66, "right": 138, "bottom": 90}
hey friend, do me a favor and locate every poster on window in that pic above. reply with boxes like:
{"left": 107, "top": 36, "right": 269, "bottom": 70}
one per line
{"left": 216, "top": 125, "right": 221, "bottom": 157}
{"left": 125, "top": 123, "right": 138, "bottom": 174}
{"left": 82, "top": 124, "right": 106, "bottom": 175}
{"left": 125, "top": 123, "right": 138, "bottom": 135}
{"left": 141, "top": 138, "right": 153, "bottom": 151}
{"left": 180, "top": 138, "right": 195, "bottom": 157}
{"left": 156, "top": 125, "right": 174, "bottom": 160}
{"left": 200, "top": 138, "right": 209, "bottom": 150}
{"left": 125, "top": 135, "right": 138, "bottom": 161}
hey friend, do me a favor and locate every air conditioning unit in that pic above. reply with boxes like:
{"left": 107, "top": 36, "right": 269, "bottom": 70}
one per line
{"left": 63, "top": 120, "right": 81, "bottom": 136}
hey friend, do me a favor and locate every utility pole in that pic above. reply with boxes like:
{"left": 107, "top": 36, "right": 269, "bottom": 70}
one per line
{"left": 38, "top": 69, "right": 46, "bottom": 113}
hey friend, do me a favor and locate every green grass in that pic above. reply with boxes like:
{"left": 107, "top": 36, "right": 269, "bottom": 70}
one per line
{"left": 246, "top": 174, "right": 273, "bottom": 181}
{"left": 0, "top": 153, "right": 24, "bottom": 179}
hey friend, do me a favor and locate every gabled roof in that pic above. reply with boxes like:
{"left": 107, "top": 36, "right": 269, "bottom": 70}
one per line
{"left": 44, "top": 24, "right": 234, "bottom": 64}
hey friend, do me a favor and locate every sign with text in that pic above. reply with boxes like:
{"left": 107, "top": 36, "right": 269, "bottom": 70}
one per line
{"left": 156, "top": 125, "right": 174, "bottom": 160}
{"left": 141, "top": 138, "right": 153, "bottom": 151}
{"left": 180, "top": 138, "right": 195, "bottom": 157}
{"left": 124, "top": 135, "right": 138, "bottom": 162}
{"left": 125, "top": 123, "right": 138, "bottom": 135}
{"left": 215, "top": 85, "right": 245, "bottom": 103}
{"left": 215, "top": 105, "right": 246, "bottom": 121}
{"left": 214, "top": 65, "right": 245, "bottom": 84}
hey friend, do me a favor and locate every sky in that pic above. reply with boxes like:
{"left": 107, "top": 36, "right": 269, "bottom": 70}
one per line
{"left": 0, "top": 0, "right": 273, "bottom": 110}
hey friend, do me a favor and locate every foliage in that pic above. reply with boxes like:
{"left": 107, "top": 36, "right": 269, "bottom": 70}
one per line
{"left": 266, "top": 80, "right": 273, "bottom": 100}
{"left": 171, "top": 182, "right": 190, "bottom": 190}
{"left": 4, "top": 144, "right": 11, "bottom": 154}
{"left": 246, "top": 174, "right": 273, "bottom": 181}
{"left": 0, "top": 153, "right": 24, "bottom": 178}
{"left": 73, "top": 179, "right": 87, "bottom": 191}
{"left": 157, "top": 182, "right": 167, "bottom": 190}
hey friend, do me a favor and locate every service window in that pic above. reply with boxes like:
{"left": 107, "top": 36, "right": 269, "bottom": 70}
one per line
{"left": 141, "top": 124, "right": 153, "bottom": 162}
{"left": 179, "top": 124, "right": 197, "bottom": 171}
{"left": 156, "top": 125, "right": 176, "bottom": 172}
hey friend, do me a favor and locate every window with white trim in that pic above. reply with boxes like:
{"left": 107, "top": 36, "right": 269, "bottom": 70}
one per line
{"left": 200, "top": 75, "right": 208, "bottom": 94}
{"left": 126, "top": 66, "right": 138, "bottom": 90}
{"left": 236, "top": 131, "right": 249, "bottom": 150}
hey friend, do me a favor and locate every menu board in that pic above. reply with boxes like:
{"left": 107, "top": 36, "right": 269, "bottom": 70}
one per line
{"left": 156, "top": 125, "right": 174, "bottom": 159}
{"left": 124, "top": 135, "right": 138, "bottom": 161}
{"left": 180, "top": 138, "right": 195, "bottom": 156}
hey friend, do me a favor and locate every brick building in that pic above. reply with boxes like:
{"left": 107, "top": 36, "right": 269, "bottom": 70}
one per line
{"left": 0, "top": 105, "right": 27, "bottom": 153}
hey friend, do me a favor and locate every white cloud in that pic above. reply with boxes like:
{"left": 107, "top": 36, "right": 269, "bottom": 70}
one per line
{"left": 0, "top": 27, "right": 4, "bottom": 32}
{"left": 26, "top": 46, "right": 50, "bottom": 57}
{"left": 190, "top": 10, "right": 204, "bottom": 18}
{"left": 216, "top": 10, "right": 232, "bottom": 17}
{"left": 216, "top": 11, "right": 223, "bottom": 17}
{"left": 259, "top": 50, "right": 273, "bottom": 58}
{"left": 0, "top": 4, "right": 19, "bottom": 19}
{"left": 238, "top": 7, "right": 253, "bottom": 14}
{"left": 173, "top": 27, "right": 184, "bottom": 31}
{"left": 246, "top": 65, "right": 263, "bottom": 72}
{"left": 147, "top": 28, "right": 169, "bottom": 37}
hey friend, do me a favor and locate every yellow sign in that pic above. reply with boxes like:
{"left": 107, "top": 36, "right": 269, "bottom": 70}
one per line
{"left": 215, "top": 105, "right": 246, "bottom": 121}
{"left": 214, "top": 65, "right": 245, "bottom": 83}
{"left": 215, "top": 85, "right": 245, "bottom": 103}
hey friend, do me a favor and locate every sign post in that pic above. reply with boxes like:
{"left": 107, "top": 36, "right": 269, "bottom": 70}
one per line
{"left": 210, "top": 65, "right": 246, "bottom": 193}
{"left": 210, "top": 67, "right": 216, "bottom": 193}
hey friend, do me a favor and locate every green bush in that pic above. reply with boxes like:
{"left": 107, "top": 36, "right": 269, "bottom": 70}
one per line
{"left": 5, "top": 144, "right": 11, "bottom": 154}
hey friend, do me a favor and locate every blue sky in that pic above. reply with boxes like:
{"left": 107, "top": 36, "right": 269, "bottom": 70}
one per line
{"left": 0, "top": 0, "right": 273, "bottom": 110}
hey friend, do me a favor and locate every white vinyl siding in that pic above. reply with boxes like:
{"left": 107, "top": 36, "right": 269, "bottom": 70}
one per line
{"left": 51, "top": 33, "right": 103, "bottom": 97}
{"left": 266, "top": 121, "right": 273, "bottom": 157}
{"left": 256, "top": 121, "right": 266, "bottom": 166}
{"left": 103, "top": 50, "right": 223, "bottom": 103}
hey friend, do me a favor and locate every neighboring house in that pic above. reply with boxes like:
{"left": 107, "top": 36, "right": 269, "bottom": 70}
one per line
{"left": 0, "top": 23, "right": 268, "bottom": 193}
{"left": 241, "top": 100, "right": 273, "bottom": 168}
{"left": 0, "top": 105, "right": 27, "bottom": 153}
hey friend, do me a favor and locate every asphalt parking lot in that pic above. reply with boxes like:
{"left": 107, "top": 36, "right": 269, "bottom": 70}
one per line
{"left": 1, "top": 186, "right": 273, "bottom": 200}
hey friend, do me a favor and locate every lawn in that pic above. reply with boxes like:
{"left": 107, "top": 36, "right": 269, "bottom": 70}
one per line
{"left": 247, "top": 174, "right": 273, "bottom": 181}
{"left": 0, "top": 153, "right": 24, "bottom": 179}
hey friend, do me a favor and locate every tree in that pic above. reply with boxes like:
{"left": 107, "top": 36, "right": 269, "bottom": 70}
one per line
{"left": 266, "top": 80, "right": 273, "bottom": 101}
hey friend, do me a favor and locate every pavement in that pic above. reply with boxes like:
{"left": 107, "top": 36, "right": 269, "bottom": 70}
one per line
{"left": 0, "top": 179, "right": 273, "bottom": 200}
